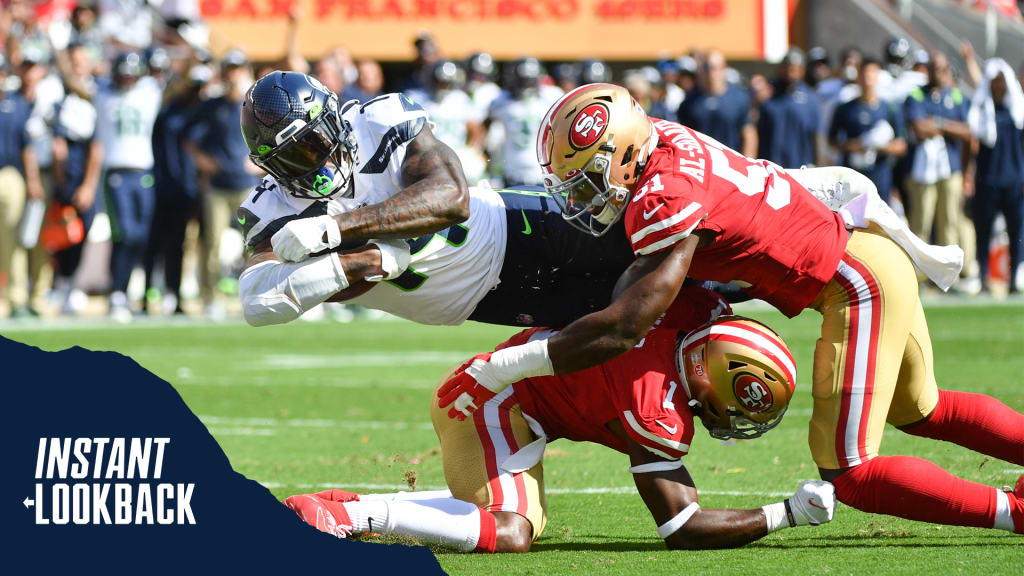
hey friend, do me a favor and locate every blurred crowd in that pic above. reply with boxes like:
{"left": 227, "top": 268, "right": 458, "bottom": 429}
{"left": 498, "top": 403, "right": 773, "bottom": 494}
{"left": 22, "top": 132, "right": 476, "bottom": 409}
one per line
{"left": 0, "top": 1, "right": 1022, "bottom": 323}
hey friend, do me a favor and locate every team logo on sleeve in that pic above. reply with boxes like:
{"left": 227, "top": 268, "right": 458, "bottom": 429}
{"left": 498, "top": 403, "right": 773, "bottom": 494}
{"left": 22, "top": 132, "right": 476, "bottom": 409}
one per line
{"left": 733, "top": 374, "right": 774, "bottom": 414}
{"left": 569, "top": 103, "right": 609, "bottom": 151}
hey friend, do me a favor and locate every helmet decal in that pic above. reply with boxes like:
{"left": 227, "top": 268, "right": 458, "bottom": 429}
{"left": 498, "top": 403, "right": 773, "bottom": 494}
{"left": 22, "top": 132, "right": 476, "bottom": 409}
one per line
{"left": 308, "top": 104, "right": 322, "bottom": 120}
{"left": 733, "top": 373, "right": 774, "bottom": 414}
{"left": 257, "top": 144, "right": 272, "bottom": 156}
{"left": 569, "top": 103, "right": 610, "bottom": 151}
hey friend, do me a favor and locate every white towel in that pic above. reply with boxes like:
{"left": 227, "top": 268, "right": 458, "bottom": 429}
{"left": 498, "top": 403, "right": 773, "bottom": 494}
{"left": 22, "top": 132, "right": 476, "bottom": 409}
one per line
{"left": 837, "top": 184, "right": 963, "bottom": 291}
{"left": 911, "top": 135, "right": 952, "bottom": 185}
{"left": 791, "top": 166, "right": 964, "bottom": 291}
{"left": 968, "top": 58, "right": 1024, "bottom": 148}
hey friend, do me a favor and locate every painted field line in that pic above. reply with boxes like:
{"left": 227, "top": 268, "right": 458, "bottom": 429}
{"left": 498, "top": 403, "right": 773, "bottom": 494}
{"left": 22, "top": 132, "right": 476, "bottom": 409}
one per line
{"left": 200, "top": 415, "right": 433, "bottom": 434}
{"left": 251, "top": 352, "right": 471, "bottom": 370}
{"left": 257, "top": 481, "right": 791, "bottom": 497}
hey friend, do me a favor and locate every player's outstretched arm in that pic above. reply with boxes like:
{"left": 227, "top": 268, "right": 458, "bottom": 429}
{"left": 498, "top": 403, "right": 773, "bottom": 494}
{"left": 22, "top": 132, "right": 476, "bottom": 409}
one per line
{"left": 337, "top": 125, "right": 470, "bottom": 240}
{"left": 437, "top": 235, "right": 700, "bottom": 420}
{"left": 238, "top": 239, "right": 409, "bottom": 327}
{"left": 625, "top": 433, "right": 835, "bottom": 549}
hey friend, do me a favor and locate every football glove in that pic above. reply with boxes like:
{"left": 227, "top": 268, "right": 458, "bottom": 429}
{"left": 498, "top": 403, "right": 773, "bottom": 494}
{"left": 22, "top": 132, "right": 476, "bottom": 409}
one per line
{"left": 437, "top": 353, "right": 506, "bottom": 421}
{"left": 271, "top": 215, "right": 342, "bottom": 262}
{"left": 786, "top": 480, "right": 836, "bottom": 526}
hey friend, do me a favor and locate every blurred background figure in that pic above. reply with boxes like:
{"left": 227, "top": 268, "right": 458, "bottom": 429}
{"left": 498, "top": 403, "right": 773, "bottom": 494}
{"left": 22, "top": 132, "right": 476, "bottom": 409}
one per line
{"left": 757, "top": 47, "right": 821, "bottom": 168}
{"left": 146, "top": 63, "right": 209, "bottom": 317}
{"left": 93, "top": 51, "right": 161, "bottom": 321}
{"left": 578, "top": 58, "right": 612, "bottom": 85}
{"left": 0, "top": 50, "right": 40, "bottom": 318}
{"left": 355, "top": 58, "right": 384, "bottom": 100}
{"left": 656, "top": 58, "right": 684, "bottom": 117}
{"left": 677, "top": 50, "right": 756, "bottom": 157}
{"left": 968, "top": 58, "right": 1024, "bottom": 294}
{"left": 903, "top": 51, "right": 977, "bottom": 291}
{"left": 551, "top": 62, "right": 579, "bottom": 94}
{"left": 399, "top": 32, "right": 439, "bottom": 94}
{"left": 830, "top": 58, "right": 907, "bottom": 203}
{"left": 186, "top": 49, "right": 260, "bottom": 319}
{"left": 465, "top": 51, "right": 500, "bottom": 118}
{"left": 676, "top": 55, "right": 699, "bottom": 97}
{"left": 49, "top": 41, "right": 100, "bottom": 316}
{"left": 486, "top": 57, "right": 562, "bottom": 187}
{"left": 414, "top": 59, "right": 486, "bottom": 183}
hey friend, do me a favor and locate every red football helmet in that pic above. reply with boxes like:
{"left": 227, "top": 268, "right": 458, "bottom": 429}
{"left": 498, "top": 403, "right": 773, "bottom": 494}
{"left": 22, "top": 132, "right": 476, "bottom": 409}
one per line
{"left": 676, "top": 316, "right": 796, "bottom": 440}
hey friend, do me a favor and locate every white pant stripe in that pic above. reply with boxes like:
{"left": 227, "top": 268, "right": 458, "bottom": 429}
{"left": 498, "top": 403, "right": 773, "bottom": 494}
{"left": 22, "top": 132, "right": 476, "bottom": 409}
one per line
{"left": 838, "top": 261, "right": 874, "bottom": 467}
{"left": 482, "top": 387, "right": 519, "bottom": 512}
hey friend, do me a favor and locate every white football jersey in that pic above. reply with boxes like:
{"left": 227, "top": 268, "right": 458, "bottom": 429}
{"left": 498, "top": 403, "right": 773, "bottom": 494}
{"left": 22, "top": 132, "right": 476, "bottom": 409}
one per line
{"left": 237, "top": 92, "right": 508, "bottom": 325}
{"left": 487, "top": 85, "right": 562, "bottom": 185}
{"left": 94, "top": 77, "right": 161, "bottom": 170}
{"left": 419, "top": 89, "right": 486, "bottom": 182}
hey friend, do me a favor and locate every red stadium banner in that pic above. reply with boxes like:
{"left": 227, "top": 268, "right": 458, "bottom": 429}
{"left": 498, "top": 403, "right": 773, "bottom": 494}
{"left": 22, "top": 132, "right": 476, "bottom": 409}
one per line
{"left": 200, "top": 0, "right": 789, "bottom": 61}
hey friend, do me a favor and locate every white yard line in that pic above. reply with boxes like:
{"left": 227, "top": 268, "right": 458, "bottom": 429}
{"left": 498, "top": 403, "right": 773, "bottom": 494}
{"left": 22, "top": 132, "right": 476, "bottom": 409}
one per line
{"left": 200, "top": 415, "right": 434, "bottom": 435}
{"left": 256, "top": 480, "right": 794, "bottom": 497}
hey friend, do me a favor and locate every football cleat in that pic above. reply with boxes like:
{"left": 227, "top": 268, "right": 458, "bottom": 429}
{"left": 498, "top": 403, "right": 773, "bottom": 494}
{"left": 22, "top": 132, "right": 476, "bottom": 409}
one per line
{"left": 283, "top": 494, "right": 354, "bottom": 538}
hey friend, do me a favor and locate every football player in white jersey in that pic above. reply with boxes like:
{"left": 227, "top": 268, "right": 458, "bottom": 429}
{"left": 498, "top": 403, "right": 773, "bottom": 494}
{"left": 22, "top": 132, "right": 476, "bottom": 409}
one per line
{"left": 236, "top": 72, "right": 634, "bottom": 329}
{"left": 410, "top": 60, "right": 486, "bottom": 183}
{"left": 486, "top": 58, "right": 563, "bottom": 186}
{"left": 93, "top": 51, "right": 162, "bottom": 320}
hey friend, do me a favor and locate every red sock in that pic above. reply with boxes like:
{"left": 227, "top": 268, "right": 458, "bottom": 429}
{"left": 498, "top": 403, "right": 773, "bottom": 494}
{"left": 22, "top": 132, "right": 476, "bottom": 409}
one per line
{"left": 475, "top": 508, "right": 497, "bottom": 553}
{"left": 832, "top": 455, "right": 1010, "bottom": 530}
{"left": 903, "top": 390, "right": 1024, "bottom": 466}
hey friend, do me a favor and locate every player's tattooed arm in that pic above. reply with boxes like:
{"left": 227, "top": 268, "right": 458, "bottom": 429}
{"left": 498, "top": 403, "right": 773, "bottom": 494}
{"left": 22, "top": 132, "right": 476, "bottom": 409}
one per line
{"left": 547, "top": 234, "right": 701, "bottom": 373}
{"left": 618, "top": 424, "right": 769, "bottom": 549}
{"left": 333, "top": 125, "right": 470, "bottom": 240}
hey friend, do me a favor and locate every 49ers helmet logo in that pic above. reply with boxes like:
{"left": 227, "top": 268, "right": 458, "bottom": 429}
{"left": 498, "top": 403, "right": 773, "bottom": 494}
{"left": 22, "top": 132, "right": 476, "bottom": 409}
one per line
{"left": 569, "top": 103, "right": 609, "bottom": 150}
{"left": 733, "top": 374, "right": 774, "bottom": 414}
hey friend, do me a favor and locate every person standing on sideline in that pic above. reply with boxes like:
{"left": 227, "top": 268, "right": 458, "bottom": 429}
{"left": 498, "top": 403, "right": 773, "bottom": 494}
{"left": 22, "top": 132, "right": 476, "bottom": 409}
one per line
{"left": 93, "top": 51, "right": 162, "bottom": 321}
{"left": 968, "top": 58, "right": 1024, "bottom": 294}
{"left": 903, "top": 52, "right": 976, "bottom": 289}
{"left": 186, "top": 50, "right": 262, "bottom": 318}
{"left": 830, "top": 59, "right": 907, "bottom": 203}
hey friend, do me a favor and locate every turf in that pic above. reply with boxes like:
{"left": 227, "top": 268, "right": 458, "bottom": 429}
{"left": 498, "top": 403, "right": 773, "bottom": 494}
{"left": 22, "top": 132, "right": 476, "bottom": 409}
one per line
{"left": 5, "top": 301, "right": 1023, "bottom": 575}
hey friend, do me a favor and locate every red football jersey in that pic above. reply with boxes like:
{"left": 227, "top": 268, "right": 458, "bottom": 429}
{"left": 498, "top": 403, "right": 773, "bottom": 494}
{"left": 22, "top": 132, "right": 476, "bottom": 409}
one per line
{"left": 623, "top": 119, "right": 849, "bottom": 317}
{"left": 509, "top": 287, "right": 731, "bottom": 460}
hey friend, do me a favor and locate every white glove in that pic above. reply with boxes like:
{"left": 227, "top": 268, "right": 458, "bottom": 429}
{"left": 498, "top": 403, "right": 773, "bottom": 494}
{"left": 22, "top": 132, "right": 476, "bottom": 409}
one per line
{"left": 366, "top": 239, "right": 411, "bottom": 281}
{"left": 787, "top": 480, "right": 836, "bottom": 526}
{"left": 271, "top": 215, "right": 342, "bottom": 262}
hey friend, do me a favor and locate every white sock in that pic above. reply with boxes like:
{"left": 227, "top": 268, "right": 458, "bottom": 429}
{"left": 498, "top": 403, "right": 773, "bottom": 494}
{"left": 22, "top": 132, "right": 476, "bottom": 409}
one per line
{"left": 360, "top": 489, "right": 453, "bottom": 502}
{"left": 344, "top": 497, "right": 483, "bottom": 551}
{"left": 993, "top": 490, "right": 1015, "bottom": 532}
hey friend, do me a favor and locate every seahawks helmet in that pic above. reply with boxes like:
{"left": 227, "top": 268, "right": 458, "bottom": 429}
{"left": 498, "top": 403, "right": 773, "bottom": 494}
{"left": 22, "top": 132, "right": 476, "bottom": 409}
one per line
{"left": 579, "top": 58, "right": 612, "bottom": 84}
{"left": 241, "top": 71, "right": 357, "bottom": 200}
{"left": 508, "top": 57, "right": 543, "bottom": 94}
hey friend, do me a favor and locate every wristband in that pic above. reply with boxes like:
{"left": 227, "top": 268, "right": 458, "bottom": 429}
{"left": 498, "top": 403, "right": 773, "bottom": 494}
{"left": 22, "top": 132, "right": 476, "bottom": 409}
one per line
{"left": 762, "top": 501, "right": 789, "bottom": 533}
{"left": 478, "top": 338, "right": 554, "bottom": 391}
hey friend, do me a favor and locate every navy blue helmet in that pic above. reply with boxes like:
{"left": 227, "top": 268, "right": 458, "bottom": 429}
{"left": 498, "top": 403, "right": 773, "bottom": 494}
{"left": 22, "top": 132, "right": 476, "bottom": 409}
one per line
{"left": 241, "top": 71, "right": 358, "bottom": 200}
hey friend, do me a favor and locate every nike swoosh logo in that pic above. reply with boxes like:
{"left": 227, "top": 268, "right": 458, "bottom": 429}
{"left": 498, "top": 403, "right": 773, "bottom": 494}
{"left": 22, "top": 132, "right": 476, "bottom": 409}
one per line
{"left": 655, "top": 419, "right": 678, "bottom": 435}
{"left": 520, "top": 210, "right": 532, "bottom": 235}
{"left": 642, "top": 203, "right": 664, "bottom": 220}
{"left": 807, "top": 498, "right": 828, "bottom": 511}
{"left": 237, "top": 215, "right": 246, "bottom": 226}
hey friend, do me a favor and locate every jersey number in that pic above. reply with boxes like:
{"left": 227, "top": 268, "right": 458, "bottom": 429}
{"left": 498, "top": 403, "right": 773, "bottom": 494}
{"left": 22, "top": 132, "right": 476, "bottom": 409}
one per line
{"left": 385, "top": 224, "right": 469, "bottom": 292}
{"left": 695, "top": 132, "right": 791, "bottom": 210}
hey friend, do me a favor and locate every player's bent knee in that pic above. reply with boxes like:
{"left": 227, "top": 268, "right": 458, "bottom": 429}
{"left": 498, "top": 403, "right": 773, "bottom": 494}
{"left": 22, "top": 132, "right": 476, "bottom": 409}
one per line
{"left": 492, "top": 511, "right": 533, "bottom": 553}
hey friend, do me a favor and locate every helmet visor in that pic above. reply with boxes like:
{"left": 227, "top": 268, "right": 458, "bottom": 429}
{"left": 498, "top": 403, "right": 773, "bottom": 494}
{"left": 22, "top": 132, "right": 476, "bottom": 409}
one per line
{"left": 253, "top": 113, "right": 340, "bottom": 180}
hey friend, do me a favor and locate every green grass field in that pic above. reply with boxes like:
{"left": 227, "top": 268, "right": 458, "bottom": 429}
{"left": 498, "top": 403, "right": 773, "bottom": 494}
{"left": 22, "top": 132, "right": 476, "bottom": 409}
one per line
{"left": 5, "top": 301, "right": 1023, "bottom": 574}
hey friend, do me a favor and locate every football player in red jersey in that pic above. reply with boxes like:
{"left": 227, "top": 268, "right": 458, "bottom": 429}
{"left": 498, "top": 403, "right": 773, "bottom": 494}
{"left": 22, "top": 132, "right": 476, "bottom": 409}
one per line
{"left": 438, "top": 83, "right": 1024, "bottom": 535}
{"left": 284, "top": 287, "right": 837, "bottom": 551}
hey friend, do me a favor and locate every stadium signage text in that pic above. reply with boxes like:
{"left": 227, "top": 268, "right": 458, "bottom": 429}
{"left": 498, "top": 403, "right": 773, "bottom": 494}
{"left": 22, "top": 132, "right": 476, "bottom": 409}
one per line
{"left": 200, "top": 0, "right": 725, "bottom": 20}
{"left": 201, "top": 0, "right": 772, "bottom": 61}
{"left": 25, "top": 437, "right": 196, "bottom": 526}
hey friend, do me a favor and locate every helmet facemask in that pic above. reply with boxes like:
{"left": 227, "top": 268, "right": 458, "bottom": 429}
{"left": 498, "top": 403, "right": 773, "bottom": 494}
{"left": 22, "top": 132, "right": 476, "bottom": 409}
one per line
{"left": 249, "top": 94, "right": 358, "bottom": 201}
{"left": 544, "top": 142, "right": 630, "bottom": 237}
